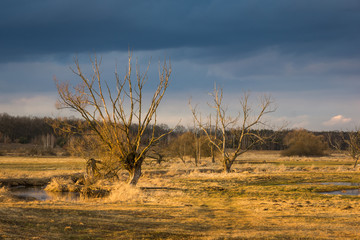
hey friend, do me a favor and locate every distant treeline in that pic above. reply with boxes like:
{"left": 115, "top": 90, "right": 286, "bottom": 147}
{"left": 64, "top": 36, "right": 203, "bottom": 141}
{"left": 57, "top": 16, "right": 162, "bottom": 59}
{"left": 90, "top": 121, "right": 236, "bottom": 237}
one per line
{"left": 0, "top": 113, "right": 54, "bottom": 144}
{"left": 0, "top": 113, "right": 350, "bottom": 151}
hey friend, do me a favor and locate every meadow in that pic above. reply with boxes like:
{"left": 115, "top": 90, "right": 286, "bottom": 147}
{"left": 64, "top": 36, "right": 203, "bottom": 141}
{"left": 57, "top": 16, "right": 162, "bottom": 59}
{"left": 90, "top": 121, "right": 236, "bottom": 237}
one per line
{"left": 1, "top": 151, "right": 360, "bottom": 239}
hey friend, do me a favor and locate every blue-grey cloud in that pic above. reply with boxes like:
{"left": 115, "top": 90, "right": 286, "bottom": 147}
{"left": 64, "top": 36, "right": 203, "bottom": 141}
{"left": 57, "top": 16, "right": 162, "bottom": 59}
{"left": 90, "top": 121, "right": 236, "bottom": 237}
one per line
{"left": 1, "top": 0, "right": 360, "bottom": 62}
{"left": 1, "top": 0, "right": 360, "bottom": 130}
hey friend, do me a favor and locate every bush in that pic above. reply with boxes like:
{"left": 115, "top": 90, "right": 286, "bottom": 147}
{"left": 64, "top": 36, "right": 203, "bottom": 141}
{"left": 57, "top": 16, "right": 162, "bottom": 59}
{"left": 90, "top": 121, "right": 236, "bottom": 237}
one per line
{"left": 19, "top": 136, "right": 30, "bottom": 144}
{"left": 27, "top": 147, "right": 40, "bottom": 156}
{"left": 27, "top": 147, "right": 56, "bottom": 156}
{"left": 282, "top": 129, "right": 327, "bottom": 156}
{"left": 168, "top": 132, "right": 213, "bottom": 161}
{"left": 40, "top": 147, "right": 57, "bottom": 156}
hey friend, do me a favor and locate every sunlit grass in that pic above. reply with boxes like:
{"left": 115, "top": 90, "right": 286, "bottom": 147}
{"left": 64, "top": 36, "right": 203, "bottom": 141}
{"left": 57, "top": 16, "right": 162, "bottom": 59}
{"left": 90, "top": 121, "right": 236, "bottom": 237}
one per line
{"left": 1, "top": 151, "right": 360, "bottom": 239}
{"left": 0, "top": 156, "right": 84, "bottom": 178}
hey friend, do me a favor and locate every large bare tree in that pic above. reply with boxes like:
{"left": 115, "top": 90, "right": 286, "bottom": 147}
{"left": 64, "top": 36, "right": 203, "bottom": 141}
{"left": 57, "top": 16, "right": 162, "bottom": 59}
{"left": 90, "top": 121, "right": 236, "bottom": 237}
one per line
{"left": 55, "top": 54, "right": 172, "bottom": 185}
{"left": 190, "top": 85, "right": 275, "bottom": 173}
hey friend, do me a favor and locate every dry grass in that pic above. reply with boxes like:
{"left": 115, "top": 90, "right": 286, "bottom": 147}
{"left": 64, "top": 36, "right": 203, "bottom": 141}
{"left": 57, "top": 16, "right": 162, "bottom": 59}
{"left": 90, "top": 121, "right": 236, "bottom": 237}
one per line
{"left": 1, "top": 151, "right": 360, "bottom": 239}
{"left": 0, "top": 156, "right": 84, "bottom": 179}
{"left": 45, "top": 177, "right": 81, "bottom": 192}
{"left": 0, "top": 186, "right": 11, "bottom": 202}
{"left": 106, "top": 182, "right": 145, "bottom": 203}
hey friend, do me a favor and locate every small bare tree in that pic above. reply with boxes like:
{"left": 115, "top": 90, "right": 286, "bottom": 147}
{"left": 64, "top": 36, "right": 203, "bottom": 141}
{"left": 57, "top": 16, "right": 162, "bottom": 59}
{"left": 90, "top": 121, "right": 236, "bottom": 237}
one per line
{"left": 330, "top": 130, "right": 360, "bottom": 168}
{"left": 346, "top": 131, "right": 360, "bottom": 168}
{"left": 55, "top": 53, "right": 172, "bottom": 185}
{"left": 209, "top": 114, "right": 218, "bottom": 163}
{"left": 190, "top": 85, "right": 275, "bottom": 173}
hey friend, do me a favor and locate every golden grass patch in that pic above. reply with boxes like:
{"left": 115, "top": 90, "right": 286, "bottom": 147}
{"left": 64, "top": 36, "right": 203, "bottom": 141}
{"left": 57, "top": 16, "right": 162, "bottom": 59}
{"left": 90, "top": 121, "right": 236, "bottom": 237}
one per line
{"left": 1, "top": 152, "right": 360, "bottom": 239}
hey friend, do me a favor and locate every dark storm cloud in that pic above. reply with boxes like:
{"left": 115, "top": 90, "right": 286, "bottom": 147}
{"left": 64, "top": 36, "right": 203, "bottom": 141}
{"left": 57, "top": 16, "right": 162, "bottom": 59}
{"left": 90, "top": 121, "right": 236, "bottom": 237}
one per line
{"left": 1, "top": 0, "right": 360, "bottom": 62}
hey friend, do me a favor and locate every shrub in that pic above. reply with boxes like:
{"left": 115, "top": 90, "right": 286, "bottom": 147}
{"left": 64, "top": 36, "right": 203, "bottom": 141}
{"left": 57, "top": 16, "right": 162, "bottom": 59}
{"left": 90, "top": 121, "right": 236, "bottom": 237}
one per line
{"left": 18, "top": 137, "right": 30, "bottom": 144}
{"left": 40, "top": 147, "right": 56, "bottom": 156}
{"left": 282, "top": 129, "right": 327, "bottom": 156}
{"left": 168, "top": 132, "right": 213, "bottom": 162}
{"left": 27, "top": 147, "right": 40, "bottom": 156}
{"left": 27, "top": 147, "right": 56, "bottom": 156}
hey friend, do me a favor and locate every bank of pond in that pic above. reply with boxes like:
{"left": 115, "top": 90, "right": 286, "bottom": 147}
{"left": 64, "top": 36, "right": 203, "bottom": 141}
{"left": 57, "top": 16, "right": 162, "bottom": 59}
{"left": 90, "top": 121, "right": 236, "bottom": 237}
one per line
{"left": 4, "top": 181, "right": 360, "bottom": 202}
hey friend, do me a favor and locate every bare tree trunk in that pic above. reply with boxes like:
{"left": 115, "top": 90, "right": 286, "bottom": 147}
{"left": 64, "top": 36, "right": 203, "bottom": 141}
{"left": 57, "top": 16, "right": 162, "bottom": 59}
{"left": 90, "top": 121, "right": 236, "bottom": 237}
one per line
{"left": 223, "top": 159, "right": 232, "bottom": 173}
{"left": 128, "top": 165, "right": 142, "bottom": 186}
{"left": 86, "top": 158, "right": 101, "bottom": 179}
{"left": 179, "top": 155, "right": 186, "bottom": 164}
{"left": 128, "top": 157, "right": 144, "bottom": 186}
{"left": 181, "top": 143, "right": 186, "bottom": 163}
{"left": 354, "top": 158, "right": 359, "bottom": 168}
{"left": 194, "top": 136, "right": 199, "bottom": 167}
{"left": 194, "top": 152, "right": 198, "bottom": 166}
{"left": 198, "top": 138, "right": 201, "bottom": 164}
{"left": 211, "top": 145, "right": 215, "bottom": 163}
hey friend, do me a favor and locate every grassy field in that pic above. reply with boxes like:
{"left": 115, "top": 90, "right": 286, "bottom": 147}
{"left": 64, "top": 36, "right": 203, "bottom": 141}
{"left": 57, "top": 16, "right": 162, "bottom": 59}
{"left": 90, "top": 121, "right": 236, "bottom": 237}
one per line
{"left": 1, "top": 151, "right": 360, "bottom": 239}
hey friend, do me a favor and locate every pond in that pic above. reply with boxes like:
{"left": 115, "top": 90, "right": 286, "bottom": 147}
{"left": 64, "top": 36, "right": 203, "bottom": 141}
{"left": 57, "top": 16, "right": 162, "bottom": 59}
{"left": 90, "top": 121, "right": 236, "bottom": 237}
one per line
{"left": 319, "top": 182, "right": 360, "bottom": 186}
{"left": 320, "top": 189, "right": 360, "bottom": 196}
{"left": 317, "top": 182, "right": 360, "bottom": 196}
{"left": 10, "top": 186, "right": 80, "bottom": 201}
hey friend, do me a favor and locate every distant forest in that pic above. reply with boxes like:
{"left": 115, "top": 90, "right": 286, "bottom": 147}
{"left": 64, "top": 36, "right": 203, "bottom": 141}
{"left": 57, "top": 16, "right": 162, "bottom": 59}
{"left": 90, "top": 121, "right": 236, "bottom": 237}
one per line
{"left": 0, "top": 113, "right": 350, "bottom": 151}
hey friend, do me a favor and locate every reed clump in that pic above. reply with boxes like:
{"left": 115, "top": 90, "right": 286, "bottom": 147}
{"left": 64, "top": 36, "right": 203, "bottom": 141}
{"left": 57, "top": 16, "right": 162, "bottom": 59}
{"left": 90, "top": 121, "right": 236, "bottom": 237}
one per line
{"left": 45, "top": 177, "right": 81, "bottom": 192}
{"left": 80, "top": 179, "right": 112, "bottom": 198}
{"left": 106, "top": 182, "right": 144, "bottom": 203}
{"left": 0, "top": 186, "right": 12, "bottom": 202}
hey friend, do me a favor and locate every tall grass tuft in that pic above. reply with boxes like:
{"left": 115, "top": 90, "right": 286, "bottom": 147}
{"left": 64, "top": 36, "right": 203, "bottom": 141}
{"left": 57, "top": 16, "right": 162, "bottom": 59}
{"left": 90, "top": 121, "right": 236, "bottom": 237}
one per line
{"left": 81, "top": 179, "right": 111, "bottom": 198}
{"left": 45, "top": 177, "right": 81, "bottom": 192}
{"left": 106, "top": 182, "right": 144, "bottom": 203}
{"left": 0, "top": 186, "right": 11, "bottom": 202}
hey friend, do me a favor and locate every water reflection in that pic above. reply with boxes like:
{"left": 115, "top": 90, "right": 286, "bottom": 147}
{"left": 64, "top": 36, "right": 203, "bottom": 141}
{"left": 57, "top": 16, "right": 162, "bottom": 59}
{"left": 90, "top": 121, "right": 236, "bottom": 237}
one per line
{"left": 11, "top": 186, "right": 80, "bottom": 201}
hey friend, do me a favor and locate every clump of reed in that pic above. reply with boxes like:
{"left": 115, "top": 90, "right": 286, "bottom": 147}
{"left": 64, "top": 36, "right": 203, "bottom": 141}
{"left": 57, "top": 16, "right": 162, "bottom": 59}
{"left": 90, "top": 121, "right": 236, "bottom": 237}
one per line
{"left": 45, "top": 176, "right": 116, "bottom": 199}
{"left": 0, "top": 186, "right": 12, "bottom": 202}
{"left": 45, "top": 177, "right": 81, "bottom": 192}
{"left": 80, "top": 179, "right": 112, "bottom": 198}
{"left": 106, "top": 182, "right": 144, "bottom": 203}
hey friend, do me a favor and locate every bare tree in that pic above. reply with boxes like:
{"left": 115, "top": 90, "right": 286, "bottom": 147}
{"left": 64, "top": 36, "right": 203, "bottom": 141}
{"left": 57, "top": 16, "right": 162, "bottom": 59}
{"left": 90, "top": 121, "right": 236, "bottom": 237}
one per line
{"left": 345, "top": 131, "right": 360, "bottom": 168}
{"left": 190, "top": 85, "right": 275, "bottom": 173}
{"left": 192, "top": 118, "right": 200, "bottom": 166}
{"left": 209, "top": 114, "right": 218, "bottom": 163}
{"left": 330, "top": 130, "right": 360, "bottom": 168}
{"left": 55, "top": 53, "right": 172, "bottom": 185}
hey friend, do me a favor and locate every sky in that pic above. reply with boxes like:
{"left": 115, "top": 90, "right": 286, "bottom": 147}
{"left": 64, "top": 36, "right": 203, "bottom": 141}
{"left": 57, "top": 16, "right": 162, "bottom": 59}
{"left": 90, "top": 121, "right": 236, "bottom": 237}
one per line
{"left": 1, "top": 0, "right": 360, "bottom": 131}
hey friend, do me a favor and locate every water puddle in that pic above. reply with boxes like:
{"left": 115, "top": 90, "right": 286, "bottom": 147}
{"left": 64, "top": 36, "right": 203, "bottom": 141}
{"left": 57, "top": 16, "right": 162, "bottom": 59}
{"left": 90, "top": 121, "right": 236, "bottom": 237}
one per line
{"left": 319, "top": 182, "right": 360, "bottom": 186}
{"left": 320, "top": 189, "right": 360, "bottom": 196}
{"left": 10, "top": 186, "right": 80, "bottom": 201}
{"left": 316, "top": 182, "right": 360, "bottom": 196}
